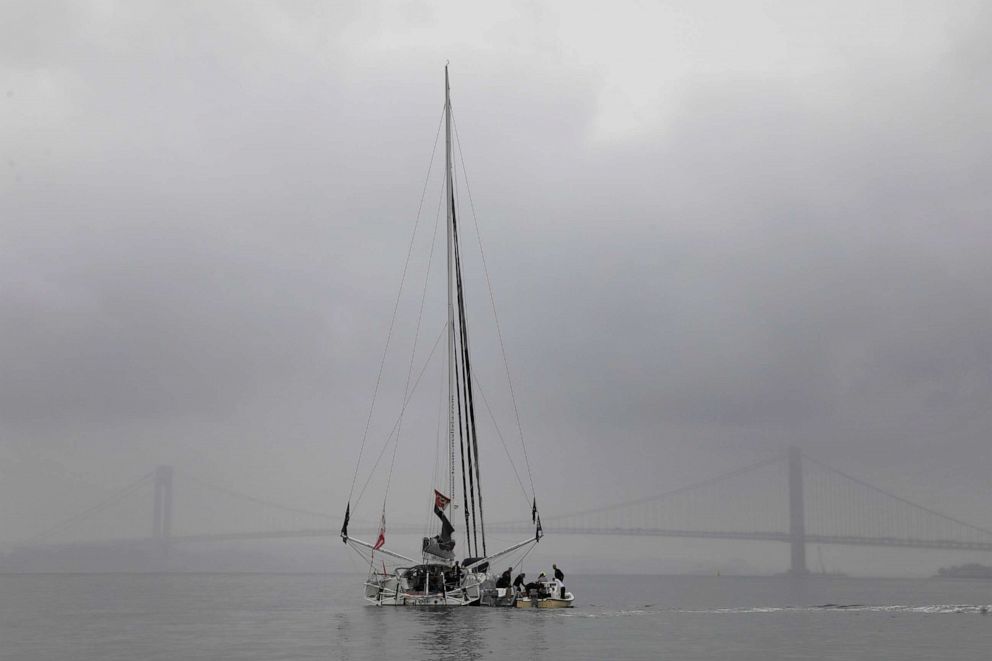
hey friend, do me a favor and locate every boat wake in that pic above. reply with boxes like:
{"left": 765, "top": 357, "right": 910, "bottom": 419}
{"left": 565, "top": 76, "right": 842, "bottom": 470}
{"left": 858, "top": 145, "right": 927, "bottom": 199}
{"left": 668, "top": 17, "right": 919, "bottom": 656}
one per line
{"left": 678, "top": 604, "right": 991, "bottom": 614}
{"left": 560, "top": 604, "right": 991, "bottom": 617}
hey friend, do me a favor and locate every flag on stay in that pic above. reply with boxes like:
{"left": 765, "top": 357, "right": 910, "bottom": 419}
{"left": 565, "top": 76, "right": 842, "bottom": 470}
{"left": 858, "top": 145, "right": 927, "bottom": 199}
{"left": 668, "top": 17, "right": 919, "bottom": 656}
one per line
{"left": 373, "top": 512, "right": 386, "bottom": 551}
{"left": 434, "top": 489, "right": 451, "bottom": 510}
{"left": 340, "top": 502, "right": 350, "bottom": 542}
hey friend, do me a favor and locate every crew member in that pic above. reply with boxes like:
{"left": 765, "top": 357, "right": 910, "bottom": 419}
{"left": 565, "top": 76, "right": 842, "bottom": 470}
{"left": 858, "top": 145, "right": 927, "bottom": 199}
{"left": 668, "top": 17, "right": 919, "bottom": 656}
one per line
{"left": 512, "top": 572, "right": 526, "bottom": 593}
{"left": 553, "top": 563, "right": 566, "bottom": 598}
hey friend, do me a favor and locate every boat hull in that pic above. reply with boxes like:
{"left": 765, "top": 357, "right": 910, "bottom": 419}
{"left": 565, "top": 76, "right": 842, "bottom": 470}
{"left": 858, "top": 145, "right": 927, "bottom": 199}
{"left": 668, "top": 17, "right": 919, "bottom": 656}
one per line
{"left": 364, "top": 569, "right": 485, "bottom": 607}
{"left": 515, "top": 592, "right": 575, "bottom": 609}
{"left": 373, "top": 594, "right": 477, "bottom": 607}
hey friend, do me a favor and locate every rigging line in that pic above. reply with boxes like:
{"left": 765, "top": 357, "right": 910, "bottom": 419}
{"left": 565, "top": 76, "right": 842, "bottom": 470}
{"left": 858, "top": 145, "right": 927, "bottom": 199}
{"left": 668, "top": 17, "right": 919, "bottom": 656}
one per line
{"left": 382, "top": 153, "right": 447, "bottom": 511}
{"left": 546, "top": 455, "right": 783, "bottom": 521}
{"left": 29, "top": 472, "right": 155, "bottom": 542}
{"left": 344, "top": 541, "right": 373, "bottom": 575}
{"left": 452, "top": 206, "right": 481, "bottom": 555}
{"left": 802, "top": 453, "right": 992, "bottom": 537}
{"left": 454, "top": 317, "right": 476, "bottom": 553}
{"left": 425, "top": 348, "right": 447, "bottom": 537}
{"left": 470, "top": 372, "right": 532, "bottom": 509}
{"left": 438, "top": 345, "right": 454, "bottom": 503}
{"left": 450, "top": 147, "right": 479, "bottom": 554}
{"left": 454, "top": 327, "right": 478, "bottom": 556}
{"left": 454, "top": 331, "right": 473, "bottom": 554}
{"left": 347, "top": 104, "right": 447, "bottom": 504}
{"left": 176, "top": 470, "right": 335, "bottom": 520}
{"left": 448, "top": 360, "right": 456, "bottom": 505}
{"left": 512, "top": 537, "right": 537, "bottom": 572}
{"left": 345, "top": 540, "right": 369, "bottom": 575}
{"left": 354, "top": 322, "right": 447, "bottom": 510}
{"left": 446, "top": 140, "right": 477, "bottom": 555}
{"left": 451, "top": 109, "right": 537, "bottom": 499}
{"left": 451, "top": 188, "right": 486, "bottom": 555}
{"left": 354, "top": 321, "right": 448, "bottom": 509}
{"left": 461, "top": 351, "right": 482, "bottom": 557}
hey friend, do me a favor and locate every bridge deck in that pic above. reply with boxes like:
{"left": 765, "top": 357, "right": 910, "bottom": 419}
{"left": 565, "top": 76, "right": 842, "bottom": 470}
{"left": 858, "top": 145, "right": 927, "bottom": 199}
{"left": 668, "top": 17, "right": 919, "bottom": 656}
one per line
{"left": 36, "top": 525, "right": 985, "bottom": 553}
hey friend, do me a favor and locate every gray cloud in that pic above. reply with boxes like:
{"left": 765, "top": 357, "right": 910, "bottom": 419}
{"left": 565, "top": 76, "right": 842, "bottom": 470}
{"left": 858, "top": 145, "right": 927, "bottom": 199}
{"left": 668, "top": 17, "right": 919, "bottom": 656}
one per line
{"left": 1, "top": 1, "right": 989, "bottom": 570}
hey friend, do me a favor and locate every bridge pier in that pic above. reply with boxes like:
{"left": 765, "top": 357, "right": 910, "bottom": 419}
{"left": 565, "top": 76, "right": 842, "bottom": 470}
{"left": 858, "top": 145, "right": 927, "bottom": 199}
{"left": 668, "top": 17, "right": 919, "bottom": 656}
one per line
{"left": 788, "top": 447, "right": 808, "bottom": 575}
{"left": 152, "top": 466, "right": 174, "bottom": 567}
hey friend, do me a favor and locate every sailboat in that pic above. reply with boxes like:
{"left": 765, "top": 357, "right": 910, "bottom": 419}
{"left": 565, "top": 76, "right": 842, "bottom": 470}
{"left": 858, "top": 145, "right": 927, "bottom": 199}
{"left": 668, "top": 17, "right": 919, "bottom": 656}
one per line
{"left": 339, "top": 66, "right": 555, "bottom": 607}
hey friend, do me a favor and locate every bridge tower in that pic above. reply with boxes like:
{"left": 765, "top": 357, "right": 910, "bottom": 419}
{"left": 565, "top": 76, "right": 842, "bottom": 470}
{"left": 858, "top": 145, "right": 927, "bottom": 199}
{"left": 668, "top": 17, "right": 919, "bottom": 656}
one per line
{"left": 152, "top": 465, "right": 174, "bottom": 543}
{"left": 787, "top": 447, "right": 807, "bottom": 575}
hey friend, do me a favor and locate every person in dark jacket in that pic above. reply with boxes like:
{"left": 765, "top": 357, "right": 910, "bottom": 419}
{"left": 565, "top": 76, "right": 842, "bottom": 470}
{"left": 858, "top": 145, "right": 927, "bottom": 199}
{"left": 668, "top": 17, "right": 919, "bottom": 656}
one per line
{"left": 496, "top": 567, "right": 512, "bottom": 588}
{"left": 553, "top": 564, "right": 564, "bottom": 582}
{"left": 512, "top": 572, "right": 526, "bottom": 592}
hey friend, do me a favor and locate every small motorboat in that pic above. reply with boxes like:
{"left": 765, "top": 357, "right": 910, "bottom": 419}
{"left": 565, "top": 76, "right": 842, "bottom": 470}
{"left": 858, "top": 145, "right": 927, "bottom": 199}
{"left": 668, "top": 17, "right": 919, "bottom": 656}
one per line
{"left": 514, "top": 579, "right": 575, "bottom": 608}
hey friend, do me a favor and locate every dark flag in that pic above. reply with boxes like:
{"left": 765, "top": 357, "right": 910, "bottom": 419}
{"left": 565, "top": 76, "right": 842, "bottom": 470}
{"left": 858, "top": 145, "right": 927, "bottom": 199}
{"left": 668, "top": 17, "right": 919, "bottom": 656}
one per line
{"left": 340, "top": 502, "right": 350, "bottom": 543}
{"left": 536, "top": 513, "right": 543, "bottom": 540}
{"left": 532, "top": 498, "right": 537, "bottom": 523}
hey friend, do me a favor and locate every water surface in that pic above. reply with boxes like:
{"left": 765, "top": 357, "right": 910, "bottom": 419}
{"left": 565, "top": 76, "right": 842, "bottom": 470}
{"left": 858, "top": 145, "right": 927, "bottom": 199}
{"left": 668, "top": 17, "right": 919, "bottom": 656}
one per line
{"left": 2, "top": 573, "right": 989, "bottom": 660}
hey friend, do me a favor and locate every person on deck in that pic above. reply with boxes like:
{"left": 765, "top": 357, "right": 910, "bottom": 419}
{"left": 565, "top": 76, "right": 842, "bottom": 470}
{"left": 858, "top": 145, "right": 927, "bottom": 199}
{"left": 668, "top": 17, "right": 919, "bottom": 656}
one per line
{"left": 526, "top": 573, "right": 548, "bottom": 597}
{"left": 496, "top": 568, "right": 512, "bottom": 589}
{"left": 512, "top": 572, "right": 526, "bottom": 593}
{"left": 553, "top": 564, "right": 565, "bottom": 598}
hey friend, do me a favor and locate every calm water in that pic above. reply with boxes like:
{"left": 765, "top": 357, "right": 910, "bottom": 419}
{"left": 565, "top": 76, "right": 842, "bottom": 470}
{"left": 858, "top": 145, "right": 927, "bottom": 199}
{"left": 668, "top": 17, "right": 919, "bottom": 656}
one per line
{"left": 1, "top": 573, "right": 990, "bottom": 660}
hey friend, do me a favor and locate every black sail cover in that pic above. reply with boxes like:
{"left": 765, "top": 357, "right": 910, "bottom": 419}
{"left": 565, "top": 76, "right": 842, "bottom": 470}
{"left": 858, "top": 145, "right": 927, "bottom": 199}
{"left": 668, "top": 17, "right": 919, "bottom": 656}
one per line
{"left": 422, "top": 505, "right": 456, "bottom": 559}
{"left": 436, "top": 506, "right": 455, "bottom": 545}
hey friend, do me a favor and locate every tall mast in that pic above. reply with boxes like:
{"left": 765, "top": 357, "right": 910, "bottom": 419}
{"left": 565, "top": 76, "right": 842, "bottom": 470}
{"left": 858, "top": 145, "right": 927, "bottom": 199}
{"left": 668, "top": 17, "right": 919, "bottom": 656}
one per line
{"left": 444, "top": 66, "right": 460, "bottom": 524}
{"left": 445, "top": 66, "right": 486, "bottom": 557}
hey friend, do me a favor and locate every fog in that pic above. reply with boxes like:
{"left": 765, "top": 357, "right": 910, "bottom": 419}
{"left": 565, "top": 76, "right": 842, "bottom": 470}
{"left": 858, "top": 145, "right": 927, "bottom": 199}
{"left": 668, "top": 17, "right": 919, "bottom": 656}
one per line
{"left": 1, "top": 1, "right": 990, "bottom": 575}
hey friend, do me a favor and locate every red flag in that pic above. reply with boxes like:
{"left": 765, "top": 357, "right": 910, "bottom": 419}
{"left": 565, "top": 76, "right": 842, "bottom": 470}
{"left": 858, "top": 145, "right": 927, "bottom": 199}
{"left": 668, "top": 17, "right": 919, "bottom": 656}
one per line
{"left": 373, "top": 512, "right": 385, "bottom": 550}
{"left": 434, "top": 489, "right": 451, "bottom": 510}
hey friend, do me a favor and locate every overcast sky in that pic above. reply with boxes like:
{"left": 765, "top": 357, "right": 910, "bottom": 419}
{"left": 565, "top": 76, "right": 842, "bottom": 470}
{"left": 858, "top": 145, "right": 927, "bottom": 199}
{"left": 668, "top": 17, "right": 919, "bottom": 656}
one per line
{"left": 1, "top": 0, "right": 990, "bottom": 568}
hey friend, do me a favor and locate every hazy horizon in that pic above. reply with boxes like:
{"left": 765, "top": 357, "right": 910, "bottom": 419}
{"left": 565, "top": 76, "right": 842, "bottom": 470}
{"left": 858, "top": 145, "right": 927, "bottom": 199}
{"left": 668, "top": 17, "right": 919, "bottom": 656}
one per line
{"left": 2, "top": 1, "right": 990, "bottom": 576}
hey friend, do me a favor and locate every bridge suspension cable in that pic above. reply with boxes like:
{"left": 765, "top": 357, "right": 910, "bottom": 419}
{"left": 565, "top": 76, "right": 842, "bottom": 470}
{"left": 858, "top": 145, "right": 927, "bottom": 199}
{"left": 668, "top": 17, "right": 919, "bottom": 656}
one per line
{"left": 803, "top": 454, "right": 992, "bottom": 537}
{"left": 544, "top": 454, "right": 783, "bottom": 522}
{"left": 176, "top": 470, "right": 335, "bottom": 521}
{"left": 27, "top": 472, "right": 154, "bottom": 542}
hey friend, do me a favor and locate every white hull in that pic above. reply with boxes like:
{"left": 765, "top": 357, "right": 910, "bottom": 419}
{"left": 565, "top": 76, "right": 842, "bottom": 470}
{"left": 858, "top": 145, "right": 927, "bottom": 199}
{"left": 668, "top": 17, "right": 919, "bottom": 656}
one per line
{"left": 364, "top": 571, "right": 485, "bottom": 607}
{"left": 515, "top": 593, "right": 575, "bottom": 609}
{"left": 365, "top": 570, "right": 575, "bottom": 609}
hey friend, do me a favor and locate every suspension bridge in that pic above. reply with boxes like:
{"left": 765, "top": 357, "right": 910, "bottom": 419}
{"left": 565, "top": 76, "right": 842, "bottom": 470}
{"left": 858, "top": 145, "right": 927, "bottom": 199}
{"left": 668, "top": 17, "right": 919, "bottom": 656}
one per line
{"left": 6, "top": 448, "right": 991, "bottom": 574}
